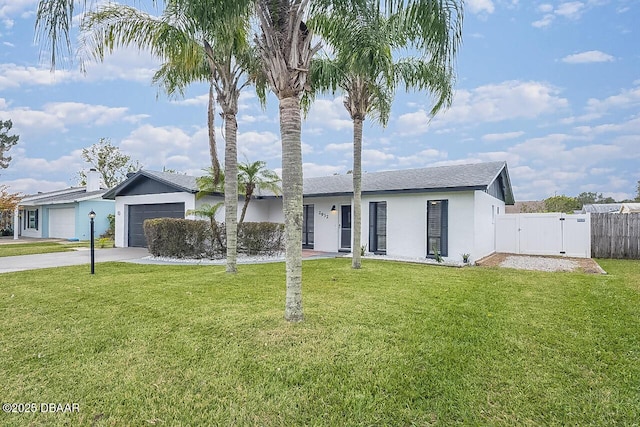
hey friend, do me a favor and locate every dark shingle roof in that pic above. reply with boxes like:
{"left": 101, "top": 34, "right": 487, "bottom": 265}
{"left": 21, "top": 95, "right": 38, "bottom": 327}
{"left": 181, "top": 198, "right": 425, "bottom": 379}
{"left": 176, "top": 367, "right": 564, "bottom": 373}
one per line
{"left": 304, "top": 161, "right": 509, "bottom": 195}
{"left": 104, "top": 162, "right": 513, "bottom": 203}
{"left": 141, "top": 170, "right": 199, "bottom": 192}
{"left": 102, "top": 170, "right": 200, "bottom": 199}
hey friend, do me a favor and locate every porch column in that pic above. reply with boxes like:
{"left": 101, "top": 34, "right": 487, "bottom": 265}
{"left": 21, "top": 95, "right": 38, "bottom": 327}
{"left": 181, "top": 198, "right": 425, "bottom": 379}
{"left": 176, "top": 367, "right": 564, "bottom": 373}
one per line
{"left": 13, "top": 207, "right": 18, "bottom": 240}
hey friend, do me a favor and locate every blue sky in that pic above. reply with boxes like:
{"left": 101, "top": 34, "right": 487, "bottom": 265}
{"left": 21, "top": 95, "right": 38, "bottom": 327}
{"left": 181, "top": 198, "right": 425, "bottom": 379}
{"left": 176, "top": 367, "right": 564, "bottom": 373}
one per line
{"left": 0, "top": 0, "right": 638, "bottom": 201}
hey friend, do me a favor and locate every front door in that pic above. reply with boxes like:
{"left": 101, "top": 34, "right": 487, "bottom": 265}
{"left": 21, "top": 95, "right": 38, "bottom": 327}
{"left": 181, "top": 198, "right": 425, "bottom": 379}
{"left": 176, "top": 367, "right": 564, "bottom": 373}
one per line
{"left": 340, "top": 205, "right": 351, "bottom": 251}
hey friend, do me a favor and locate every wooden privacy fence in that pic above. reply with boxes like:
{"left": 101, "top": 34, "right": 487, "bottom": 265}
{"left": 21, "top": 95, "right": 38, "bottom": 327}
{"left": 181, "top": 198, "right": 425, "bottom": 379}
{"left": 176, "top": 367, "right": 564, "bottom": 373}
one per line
{"left": 591, "top": 213, "right": 640, "bottom": 259}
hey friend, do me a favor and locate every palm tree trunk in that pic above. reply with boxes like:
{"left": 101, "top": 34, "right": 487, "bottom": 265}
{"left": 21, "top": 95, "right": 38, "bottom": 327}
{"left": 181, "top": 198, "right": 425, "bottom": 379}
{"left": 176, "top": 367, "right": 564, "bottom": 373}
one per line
{"left": 352, "top": 117, "right": 363, "bottom": 269}
{"left": 239, "top": 192, "right": 251, "bottom": 226}
{"left": 280, "top": 95, "right": 304, "bottom": 322}
{"left": 208, "top": 80, "right": 221, "bottom": 182}
{"left": 224, "top": 113, "right": 238, "bottom": 273}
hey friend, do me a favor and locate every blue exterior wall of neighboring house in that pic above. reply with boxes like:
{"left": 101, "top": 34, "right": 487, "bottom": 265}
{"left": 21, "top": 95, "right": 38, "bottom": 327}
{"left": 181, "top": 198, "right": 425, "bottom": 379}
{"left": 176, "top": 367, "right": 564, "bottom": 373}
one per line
{"left": 19, "top": 200, "right": 114, "bottom": 239}
{"left": 77, "top": 200, "right": 114, "bottom": 239}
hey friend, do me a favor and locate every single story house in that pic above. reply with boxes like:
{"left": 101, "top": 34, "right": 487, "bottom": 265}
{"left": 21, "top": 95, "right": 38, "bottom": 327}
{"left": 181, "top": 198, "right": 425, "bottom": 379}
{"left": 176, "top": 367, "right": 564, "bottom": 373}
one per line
{"left": 17, "top": 170, "right": 114, "bottom": 240}
{"left": 580, "top": 203, "right": 622, "bottom": 214}
{"left": 619, "top": 203, "right": 640, "bottom": 213}
{"left": 104, "top": 161, "right": 514, "bottom": 263}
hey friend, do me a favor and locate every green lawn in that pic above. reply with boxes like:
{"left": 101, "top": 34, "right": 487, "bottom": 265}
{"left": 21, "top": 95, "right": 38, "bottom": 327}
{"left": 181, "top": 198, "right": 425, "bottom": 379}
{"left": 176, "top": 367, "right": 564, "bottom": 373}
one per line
{"left": 0, "top": 242, "right": 73, "bottom": 257}
{"left": 1, "top": 259, "right": 639, "bottom": 426}
{"left": 0, "top": 240, "right": 115, "bottom": 257}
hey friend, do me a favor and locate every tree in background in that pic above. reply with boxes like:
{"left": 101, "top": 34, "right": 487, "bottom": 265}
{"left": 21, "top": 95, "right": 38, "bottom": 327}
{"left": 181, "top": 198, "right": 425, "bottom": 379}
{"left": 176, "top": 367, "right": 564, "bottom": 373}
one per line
{"left": 238, "top": 160, "right": 281, "bottom": 225}
{"left": 78, "top": 138, "right": 141, "bottom": 188}
{"left": 636, "top": 181, "right": 640, "bottom": 202}
{"left": 307, "top": 0, "right": 460, "bottom": 269}
{"left": 575, "top": 192, "right": 616, "bottom": 206}
{"left": 543, "top": 195, "right": 580, "bottom": 214}
{"left": 0, "top": 120, "right": 19, "bottom": 171}
{"left": 0, "top": 185, "right": 22, "bottom": 235}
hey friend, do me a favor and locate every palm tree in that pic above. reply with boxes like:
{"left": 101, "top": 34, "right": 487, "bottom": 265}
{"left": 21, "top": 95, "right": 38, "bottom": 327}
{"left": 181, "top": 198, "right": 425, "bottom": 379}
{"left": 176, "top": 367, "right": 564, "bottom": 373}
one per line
{"left": 77, "top": 0, "right": 262, "bottom": 273}
{"left": 37, "top": 0, "right": 463, "bottom": 322}
{"left": 187, "top": 201, "right": 225, "bottom": 250}
{"left": 308, "top": 0, "right": 460, "bottom": 269}
{"left": 254, "top": 0, "right": 322, "bottom": 322}
{"left": 238, "top": 160, "right": 281, "bottom": 225}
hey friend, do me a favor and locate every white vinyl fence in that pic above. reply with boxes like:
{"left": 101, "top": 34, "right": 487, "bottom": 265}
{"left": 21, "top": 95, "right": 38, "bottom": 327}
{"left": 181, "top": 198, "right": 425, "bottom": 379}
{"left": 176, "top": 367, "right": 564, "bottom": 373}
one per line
{"left": 496, "top": 213, "right": 591, "bottom": 258}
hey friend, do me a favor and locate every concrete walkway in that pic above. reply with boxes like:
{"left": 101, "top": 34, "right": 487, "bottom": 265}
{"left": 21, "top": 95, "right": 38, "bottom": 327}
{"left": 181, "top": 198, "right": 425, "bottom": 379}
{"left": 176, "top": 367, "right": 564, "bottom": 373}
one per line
{"left": 0, "top": 247, "right": 150, "bottom": 274}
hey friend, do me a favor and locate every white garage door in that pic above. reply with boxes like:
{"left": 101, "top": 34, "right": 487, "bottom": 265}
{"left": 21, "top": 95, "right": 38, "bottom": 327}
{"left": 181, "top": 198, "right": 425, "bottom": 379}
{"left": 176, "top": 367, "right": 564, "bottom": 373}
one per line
{"left": 49, "top": 208, "right": 76, "bottom": 238}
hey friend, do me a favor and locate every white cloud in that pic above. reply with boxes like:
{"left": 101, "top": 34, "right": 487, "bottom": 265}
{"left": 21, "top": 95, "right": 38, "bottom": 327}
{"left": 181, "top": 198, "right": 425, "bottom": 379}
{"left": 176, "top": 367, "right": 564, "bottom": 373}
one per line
{"left": 397, "top": 81, "right": 568, "bottom": 134}
{"left": 0, "top": 47, "right": 159, "bottom": 90}
{"left": 305, "top": 97, "right": 353, "bottom": 133}
{"left": 481, "top": 131, "right": 525, "bottom": 141}
{"left": 2, "top": 178, "right": 71, "bottom": 195}
{"left": 237, "top": 131, "right": 281, "bottom": 159}
{"left": 0, "top": 0, "right": 37, "bottom": 19}
{"left": 562, "top": 50, "right": 614, "bottom": 64}
{"left": 466, "top": 0, "right": 495, "bottom": 14}
{"left": 585, "top": 87, "right": 640, "bottom": 114}
{"left": 325, "top": 142, "right": 352, "bottom": 151}
{"left": 538, "top": 4, "right": 554, "bottom": 12}
{"left": 532, "top": 14, "right": 555, "bottom": 28}
{"left": 555, "top": 1, "right": 585, "bottom": 19}
{"left": 300, "top": 163, "right": 345, "bottom": 178}
{"left": 172, "top": 94, "right": 209, "bottom": 107}
{"left": 396, "top": 149, "right": 448, "bottom": 167}
{"left": 363, "top": 149, "right": 395, "bottom": 165}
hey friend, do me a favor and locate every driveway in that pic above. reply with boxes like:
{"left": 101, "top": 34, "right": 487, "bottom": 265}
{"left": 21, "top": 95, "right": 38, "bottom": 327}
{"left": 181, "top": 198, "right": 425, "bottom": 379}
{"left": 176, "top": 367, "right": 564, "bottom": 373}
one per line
{"left": 0, "top": 247, "right": 150, "bottom": 274}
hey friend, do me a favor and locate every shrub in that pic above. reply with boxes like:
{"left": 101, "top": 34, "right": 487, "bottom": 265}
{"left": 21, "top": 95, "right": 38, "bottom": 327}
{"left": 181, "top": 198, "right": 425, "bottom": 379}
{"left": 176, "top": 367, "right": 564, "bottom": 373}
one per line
{"left": 144, "top": 218, "right": 212, "bottom": 258}
{"left": 238, "top": 222, "right": 285, "bottom": 255}
{"left": 143, "top": 219, "right": 284, "bottom": 258}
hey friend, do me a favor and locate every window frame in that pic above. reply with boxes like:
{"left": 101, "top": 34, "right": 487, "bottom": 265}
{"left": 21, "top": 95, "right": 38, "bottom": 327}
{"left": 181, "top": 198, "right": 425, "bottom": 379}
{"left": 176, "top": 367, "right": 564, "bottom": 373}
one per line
{"left": 426, "top": 200, "right": 448, "bottom": 258}
{"left": 369, "top": 201, "right": 387, "bottom": 255}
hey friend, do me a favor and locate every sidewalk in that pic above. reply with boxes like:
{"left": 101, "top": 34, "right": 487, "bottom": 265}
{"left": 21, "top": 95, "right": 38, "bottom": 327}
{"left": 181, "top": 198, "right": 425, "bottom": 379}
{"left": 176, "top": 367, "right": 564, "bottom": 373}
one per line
{"left": 0, "top": 247, "right": 150, "bottom": 273}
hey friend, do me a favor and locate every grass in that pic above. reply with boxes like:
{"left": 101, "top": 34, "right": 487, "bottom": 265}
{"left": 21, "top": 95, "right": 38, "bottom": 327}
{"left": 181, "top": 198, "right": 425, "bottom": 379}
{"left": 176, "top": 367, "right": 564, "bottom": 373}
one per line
{"left": 1, "top": 258, "right": 639, "bottom": 425}
{"left": 0, "top": 242, "right": 74, "bottom": 257}
{"left": 0, "top": 239, "right": 115, "bottom": 257}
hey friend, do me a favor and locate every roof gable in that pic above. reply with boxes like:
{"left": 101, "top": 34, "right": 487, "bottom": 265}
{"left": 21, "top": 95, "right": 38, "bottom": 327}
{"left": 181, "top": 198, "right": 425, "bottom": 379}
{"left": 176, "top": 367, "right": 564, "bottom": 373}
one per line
{"left": 103, "top": 170, "right": 199, "bottom": 199}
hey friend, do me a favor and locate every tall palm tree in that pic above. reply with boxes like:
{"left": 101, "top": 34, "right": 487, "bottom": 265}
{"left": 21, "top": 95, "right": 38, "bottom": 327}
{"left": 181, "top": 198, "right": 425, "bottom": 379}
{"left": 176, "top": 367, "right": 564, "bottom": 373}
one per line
{"left": 78, "top": 0, "right": 261, "bottom": 273}
{"left": 238, "top": 159, "right": 281, "bottom": 225}
{"left": 254, "top": 0, "right": 321, "bottom": 322}
{"left": 37, "top": 0, "right": 463, "bottom": 322}
{"left": 308, "top": 0, "right": 460, "bottom": 269}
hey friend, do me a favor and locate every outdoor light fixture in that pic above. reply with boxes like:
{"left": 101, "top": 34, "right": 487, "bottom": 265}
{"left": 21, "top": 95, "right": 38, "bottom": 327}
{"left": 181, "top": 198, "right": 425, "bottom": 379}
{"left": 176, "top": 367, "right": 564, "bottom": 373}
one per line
{"left": 89, "top": 210, "right": 96, "bottom": 275}
{"left": 330, "top": 205, "right": 337, "bottom": 213}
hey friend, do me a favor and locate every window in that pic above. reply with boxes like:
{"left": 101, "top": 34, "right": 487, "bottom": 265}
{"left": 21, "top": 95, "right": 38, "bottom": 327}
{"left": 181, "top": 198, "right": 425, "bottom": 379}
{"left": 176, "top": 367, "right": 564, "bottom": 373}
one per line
{"left": 27, "top": 209, "right": 39, "bottom": 230}
{"left": 427, "top": 200, "right": 448, "bottom": 257}
{"left": 369, "top": 201, "right": 387, "bottom": 254}
{"left": 302, "top": 204, "right": 314, "bottom": 249}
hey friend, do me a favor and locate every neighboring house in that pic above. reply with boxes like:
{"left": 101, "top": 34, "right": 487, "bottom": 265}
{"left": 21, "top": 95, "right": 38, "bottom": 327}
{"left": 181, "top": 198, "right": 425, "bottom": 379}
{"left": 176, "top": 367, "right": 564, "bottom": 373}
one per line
{"left": 505, "top": 200, "right": 545, "bottom": 214}
{"left": 580, "top": 203, "right": 622, "bottom": 214}
{"left": 619, "top": 203, "right": 640, "bottom": 213}
{"left": 104, "top": 162, "right": 514, "bottom": 263}
{"left": 17, "top": 170, "right": 115, "bottom": 240}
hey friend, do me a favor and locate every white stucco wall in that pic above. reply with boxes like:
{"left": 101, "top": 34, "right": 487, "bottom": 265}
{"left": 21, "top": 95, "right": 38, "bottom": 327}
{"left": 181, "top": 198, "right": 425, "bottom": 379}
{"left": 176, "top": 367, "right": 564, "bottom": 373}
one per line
{"left": 473, "top": 190, "right": 506, "bottom": 261}
{"left": 364, "top": 192, "right": 476, "bottom": 261}
{"left": 301, "top": 196, "right": 351, "bottom": 252}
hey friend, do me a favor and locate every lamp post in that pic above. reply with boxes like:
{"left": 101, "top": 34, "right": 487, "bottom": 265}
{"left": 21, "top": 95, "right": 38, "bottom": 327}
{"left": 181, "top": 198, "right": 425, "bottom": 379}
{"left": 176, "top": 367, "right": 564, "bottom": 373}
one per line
{"left": 89, "top": 210, "right": 96, "bottom": 274}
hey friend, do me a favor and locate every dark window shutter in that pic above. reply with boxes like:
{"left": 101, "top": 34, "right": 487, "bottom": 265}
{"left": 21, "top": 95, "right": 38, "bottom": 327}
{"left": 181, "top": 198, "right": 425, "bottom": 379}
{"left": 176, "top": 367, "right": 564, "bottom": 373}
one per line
{"left": 441, "top": 200, "right": 448, "bottom": 256}
{"left": 35, "top": 210, "right": 39, "bottom": 231}
{"left": 369, "top": 202, "right": 376, "bottom": 251}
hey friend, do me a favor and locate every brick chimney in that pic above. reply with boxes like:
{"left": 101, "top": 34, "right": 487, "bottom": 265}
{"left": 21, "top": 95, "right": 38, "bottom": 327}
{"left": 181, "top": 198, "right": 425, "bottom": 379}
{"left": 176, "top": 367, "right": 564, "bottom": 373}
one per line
{"left": 86, "top": 168, "right": 101, "bottom": 192}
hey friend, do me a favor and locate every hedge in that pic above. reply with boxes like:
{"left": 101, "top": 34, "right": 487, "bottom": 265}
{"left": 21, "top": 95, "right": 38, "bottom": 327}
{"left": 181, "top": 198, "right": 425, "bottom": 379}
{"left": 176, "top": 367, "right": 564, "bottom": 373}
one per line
{"left": 143, "top": 218, "right": 284, "bottom": 259}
